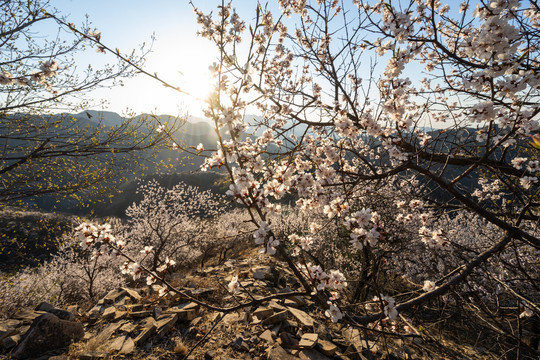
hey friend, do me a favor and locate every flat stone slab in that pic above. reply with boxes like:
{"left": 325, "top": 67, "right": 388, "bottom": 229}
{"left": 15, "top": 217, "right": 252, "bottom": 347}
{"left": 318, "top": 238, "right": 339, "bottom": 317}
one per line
{"left": 317, "top": 340, "right": 338, "bottom": 356}
{"left": 123, "top": 304, "right": 143, "bottom": 312}
{"left": 165, "top": 302, "right": 199, "bottom": 321}
{"left": 127, "top": 310, "right": 153, "bottom": 319}
{"left": 119, "top": 322, "right": 138, "bottom": 333}
{"left": 253, "top": 306, "right": 274, "bottom": 320}
{"left": 2, "top": 334, "right": 20, "bottom": 349}
{"left": 121, "top": 287, "right": 142, "bottom": 302}
{"left": 102, "top": 307, "right": 116, "bottom": 320}
{"left": 113, "top": 310, "right": 127, "bottom": 321}
{"left": 107, "top": 335, "right": 128, "bottom": 352}
{"left": 106, "top": 335, "right": 135, "bottom": 355}
{"left": 287, "top": 307, "right": 315, "bottom": 327}
{"left": 299, "top": 333, "right": 318, "bottom": 349}
{"left": 95, "top": 321, "right": 124, "bottom": 343}
{"left": 252, "top": 266, "right": 273, "bottom": 280}
{"left": 299, "top": 349, "right": 331, "bottom": 360}
{"left": 155, "top": 314, "right": 178, "bottom": 341}
{"left": 12, "top": 309, "right": 46, "bottom": 322}
{"left": 268, "top": 345, "right": 298, "bottom": 360}
{"left": 0, "top": 319, "right": 21, "bottom": 329}
{"left": 119, "top": 337, "right": 135, "bottom": 354}
{"left": 134, "top": 324, "right": 156, "bottom": 345}
{"left": 279, "top": 332, "right": 300, "bottom": 349}
{"left": 101, "top": 289, "right": 126, "bottom": 305}
{"left": 260, "top": 329, "right": 275, "bottom": 343}
{"left": 0, "top": 327, "right": 17, "bottom": 343}
{"left": 263, "top": 309, "right": 288, "bottom": 325}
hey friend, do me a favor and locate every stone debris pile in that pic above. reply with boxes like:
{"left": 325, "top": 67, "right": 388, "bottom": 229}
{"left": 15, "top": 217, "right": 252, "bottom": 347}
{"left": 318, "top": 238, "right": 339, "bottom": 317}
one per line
{"left": 1, "top": 256, "right": 425, "bottom": 359}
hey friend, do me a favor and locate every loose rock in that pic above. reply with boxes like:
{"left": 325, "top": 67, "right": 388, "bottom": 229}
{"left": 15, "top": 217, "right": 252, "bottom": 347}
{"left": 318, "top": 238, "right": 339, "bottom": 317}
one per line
{"left": 12, "top": 313, "right": 84, "bottom": 359}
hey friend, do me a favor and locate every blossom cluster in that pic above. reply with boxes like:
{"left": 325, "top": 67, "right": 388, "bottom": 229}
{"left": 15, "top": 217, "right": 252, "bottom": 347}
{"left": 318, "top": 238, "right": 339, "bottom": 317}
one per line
{"left": 0, "top": 59, "right": 59, "bottom": 89}
{"left": 75, "top": 221, "right": 177, "bottom": 298}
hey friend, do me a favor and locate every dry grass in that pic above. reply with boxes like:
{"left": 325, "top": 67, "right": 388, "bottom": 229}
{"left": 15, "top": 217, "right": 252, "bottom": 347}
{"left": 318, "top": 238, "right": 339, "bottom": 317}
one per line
{"left": 173, "top": 338, "right": 189, "bottom": 356}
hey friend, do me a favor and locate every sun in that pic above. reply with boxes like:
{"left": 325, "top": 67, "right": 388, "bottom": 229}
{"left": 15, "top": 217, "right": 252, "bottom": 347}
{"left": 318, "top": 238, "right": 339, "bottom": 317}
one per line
{"left": 147, "top": 36, "right": 218, "bottom": 118}
{"left": 177, "top": 69, "right": 215, "bottom": 117}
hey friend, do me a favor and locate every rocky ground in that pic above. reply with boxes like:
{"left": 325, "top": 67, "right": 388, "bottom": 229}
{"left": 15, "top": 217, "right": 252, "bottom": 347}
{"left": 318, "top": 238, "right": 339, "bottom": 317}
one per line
{"left": 0, "top": 253, "right": 516, "bottom": 360}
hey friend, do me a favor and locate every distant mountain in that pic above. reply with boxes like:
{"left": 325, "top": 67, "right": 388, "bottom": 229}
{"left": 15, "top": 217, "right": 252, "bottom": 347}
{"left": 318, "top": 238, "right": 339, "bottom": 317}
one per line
{"left": 72, "top": 110, "right": 125, "bottom": 127}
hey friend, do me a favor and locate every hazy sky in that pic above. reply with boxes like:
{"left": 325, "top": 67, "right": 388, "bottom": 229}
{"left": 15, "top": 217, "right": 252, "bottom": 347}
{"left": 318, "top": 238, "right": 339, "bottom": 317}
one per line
{"left": 52, "top": 0, "right": 223, "bottom": 117}
{"left": 49, "top": 1, "right": 430, "bottom": 125}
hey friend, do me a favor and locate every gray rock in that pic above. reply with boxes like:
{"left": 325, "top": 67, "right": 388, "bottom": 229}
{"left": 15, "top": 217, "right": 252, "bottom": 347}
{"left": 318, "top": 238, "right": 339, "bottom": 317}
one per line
{"left": 284, "top": 299, "right": 300, "bottom": 308}
{"left": 166, "top": 302, "right": 199, "bottom": 321}
{"left": 252, "top": 265, "right": 274, "bottom": 280}
{"left": 289, "top": 296, "right": 307, "bottom": 307}
{"left": 35, "top": 301, "right": 55, "bottom": 312}
{"left": 119, "top": 322, "right": 138, "bottom": 333}
{"left": 101, "top": 288, "right": 126, "bottom": 305}
{"left": 260, "top": 329, "right": 275, "bottom": 343}
{"left": 86, "top": 305, "right": 105, "bottom": 318}
{"left": 232, "top": 336, "right": 249, "bottom": 352}
{"left": 154, "top": 314, "right": 178, "bottom": 341}
{"left": 279, "top": 332, "right": 300, "bottom": 349}
{"left": 134, "top": 323, "right": 156, "bottom": 345}
{"left": 2, "top": 334, "right": 20, "bottom": 349}
{"left": 17, "top": 325, "right": 30, "bottom": 335}
{"left": 0, "top": 326, "right": 17, "bottom": 344}
{"left": 153, "top": 306, "right": 162, "bottom": 319}
{"left": 342, "top": 327, "right": 379, "bottom": 358}
{"left": 222, "top": 312, "right": 240, "bottom": 324}
{"left": 263, "top": 309, "right": 289, "bottom": 325}
{"left": 317, "top": 340, "right": 338, "bottom": 356}
{"left": 253, "top": 306, "right": 274, "bottom": 320}
{"left": 123, "top": 304, "right": 143, "bottom": 312}
{"left": 12, "top": 313, "right": 84, "bottom": 359}
{"left": 267, "top": 345, "right": 298, "bottom": 360}
{"left": 127, "top": 310, "right": 153, "bottom": 319}
{"left": 113, "top": 310, "right": 127, "bottom": 321}
{"left": 142, "top": 316, "right": 156, "bottom": 328}
{"left": 0, "top": 319, "right": 20, "bottom": 329}
{"left": 105, "top": 334, "right": 135, "bottom": 355}
{"left": 107, "top": 335, "right": 128, "bottom": 352}
{"left": 119, "top": 336, "right": 135, "bottom": 354}
{"left": 94, "top": 321, "right": 124, "bottom": 343}
{"left": 49, "top": 308, "right": 75, "bottom": 321}
{"left": 269, "top": 299, "right": 287, "bottom": 311}
{"left": 299, "top": 349, "right": 332, "bottom": 360}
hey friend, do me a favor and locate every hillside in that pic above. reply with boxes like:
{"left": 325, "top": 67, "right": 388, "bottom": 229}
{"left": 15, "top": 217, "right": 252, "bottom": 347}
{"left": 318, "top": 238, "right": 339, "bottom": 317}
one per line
{"left": 1, "top": 248, "right": 525, "bottom": 360}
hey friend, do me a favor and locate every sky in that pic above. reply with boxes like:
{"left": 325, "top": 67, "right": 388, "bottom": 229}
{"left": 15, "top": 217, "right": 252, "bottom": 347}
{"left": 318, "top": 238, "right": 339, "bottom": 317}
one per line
{"left": 45, "top": 1, "right": 438, "bottom": 124}
{"left": 50, "top": 0, "right": 225, "bottom": 118}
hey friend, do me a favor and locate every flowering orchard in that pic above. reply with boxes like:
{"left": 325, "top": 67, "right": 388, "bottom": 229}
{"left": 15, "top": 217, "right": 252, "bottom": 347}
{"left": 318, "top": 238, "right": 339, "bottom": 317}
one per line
{"left": 120, "top": 179, "right": 224, "bottom": 272}
{"left": 72, "top": 0, "right": 540, "bottom": 356}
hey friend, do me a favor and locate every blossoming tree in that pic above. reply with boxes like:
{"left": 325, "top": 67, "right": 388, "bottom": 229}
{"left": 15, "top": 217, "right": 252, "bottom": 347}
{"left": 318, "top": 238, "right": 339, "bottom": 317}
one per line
{"left": 189, "top": 0, "right": 539, "bottom": 314}
{"left": 79, "top": 0, "right": 539, "bottom": 356}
